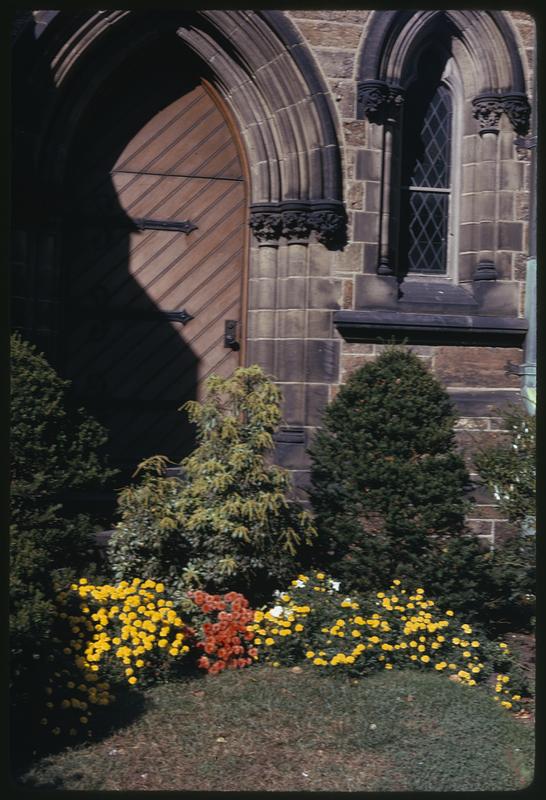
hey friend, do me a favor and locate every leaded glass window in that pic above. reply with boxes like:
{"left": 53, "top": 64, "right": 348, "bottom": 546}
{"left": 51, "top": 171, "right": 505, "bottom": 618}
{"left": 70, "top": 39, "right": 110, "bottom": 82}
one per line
{"left": 400, "top": 70, "right": 452, "bottom": 275}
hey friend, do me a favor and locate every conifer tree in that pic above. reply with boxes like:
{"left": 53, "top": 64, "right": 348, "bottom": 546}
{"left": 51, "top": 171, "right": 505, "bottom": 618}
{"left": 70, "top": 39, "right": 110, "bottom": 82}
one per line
{"left": 109, "top": 366, "right": 316, "bottom": 602}
{"left": 308, "top": 347, "right": 473, "bottom": 596}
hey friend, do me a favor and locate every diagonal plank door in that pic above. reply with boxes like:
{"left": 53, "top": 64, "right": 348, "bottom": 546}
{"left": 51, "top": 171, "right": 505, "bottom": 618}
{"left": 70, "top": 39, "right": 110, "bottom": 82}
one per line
{"left": 62, "top": 58, "right": 247, "bottom": 476}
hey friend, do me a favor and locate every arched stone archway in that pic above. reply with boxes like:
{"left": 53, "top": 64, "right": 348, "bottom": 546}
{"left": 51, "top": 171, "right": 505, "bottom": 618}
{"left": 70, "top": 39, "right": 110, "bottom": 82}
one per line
{"left": 12, "top": 10, "right": 347, "bottom": 496}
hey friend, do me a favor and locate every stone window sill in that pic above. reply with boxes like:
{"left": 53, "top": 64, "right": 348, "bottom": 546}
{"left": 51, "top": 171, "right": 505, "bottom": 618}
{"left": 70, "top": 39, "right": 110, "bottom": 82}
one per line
{"left": 333, "top": 309, "right": 528, "bottom": 347}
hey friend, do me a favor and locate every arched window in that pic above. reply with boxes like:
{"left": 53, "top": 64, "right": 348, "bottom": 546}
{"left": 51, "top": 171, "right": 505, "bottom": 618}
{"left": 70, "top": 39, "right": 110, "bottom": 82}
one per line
{"left": 399, "top": 48, "right": 453, "bottom": 275}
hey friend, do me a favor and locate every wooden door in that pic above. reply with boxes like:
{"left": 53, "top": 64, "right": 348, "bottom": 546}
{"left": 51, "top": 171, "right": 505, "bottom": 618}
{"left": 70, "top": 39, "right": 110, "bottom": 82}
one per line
{"left": 61, "top": 41, "right": 247, "bottom": 477}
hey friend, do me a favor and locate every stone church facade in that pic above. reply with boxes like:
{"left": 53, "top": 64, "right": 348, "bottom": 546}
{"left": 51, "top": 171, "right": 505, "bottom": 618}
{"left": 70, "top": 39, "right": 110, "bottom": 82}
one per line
{"left": 11, "top": 10, "right": 536, "bottom": 544}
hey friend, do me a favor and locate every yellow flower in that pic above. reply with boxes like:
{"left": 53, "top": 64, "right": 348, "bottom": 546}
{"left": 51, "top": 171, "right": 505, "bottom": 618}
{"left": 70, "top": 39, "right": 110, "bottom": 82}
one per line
{"left": 446, "top": 610, "right": 454, "bottom": 616}
{"left": 385, "top": 663, "right": 393, "bottom": 669}
{"left": 435, "top": 662, "right": 447, "bottom": 670}
{"left": 295, "top": 624, "right": 304, "bottom": 632}
{"left": 316, "top": 572, "right": 325, "bottom": 580}
{"left": 128, "top": 676, "right": 137, "bottom": 685}
{"left": 265, "top": 637, "right": 275, "bottom": 646}
{"left": 512, "top": 694, "right": 521, "bottom": 701}
{"left": 499, "top": 642, "right": 508, "bottom": 649}
{"left": 421, "top": 655, "right": 430, "bottom": 663}
{"left": 471, "top": 640, "right": 480, "bottom": 648}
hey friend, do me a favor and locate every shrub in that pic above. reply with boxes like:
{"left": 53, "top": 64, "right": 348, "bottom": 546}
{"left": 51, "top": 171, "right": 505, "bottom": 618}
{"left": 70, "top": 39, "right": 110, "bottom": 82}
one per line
{"left": 474, "top": 406, "right": 536, "bottom": 631}
{"left": 308, "top": 347, "right": 481, "bottom": 610}
{"left": 248, "top": 571, "right": 529, "bottom": 712}
{"left": 108, "top": 366, "right": 317, "bottom": 603}
{"left": 10, "top": 334, "right": 116, "bottom": 708}
{"left": 475, "top": 407, "right": 536, "bottom": 530}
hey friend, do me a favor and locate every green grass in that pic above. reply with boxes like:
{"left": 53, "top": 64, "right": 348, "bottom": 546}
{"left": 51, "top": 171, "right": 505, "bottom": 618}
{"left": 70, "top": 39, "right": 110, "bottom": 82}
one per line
{"left": 15, "top": 667, "right": 534, "bottom": 792}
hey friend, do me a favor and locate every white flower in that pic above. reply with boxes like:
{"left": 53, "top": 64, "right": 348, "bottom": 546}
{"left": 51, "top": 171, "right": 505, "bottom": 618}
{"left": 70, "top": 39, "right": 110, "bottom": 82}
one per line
{"left": 268, "top": 605, "right": 284, "bottom": 618}
{"left": 294, "top": 579, "right": 305, "bottom": 588}
{"left": 329, "top": 580, "right": 341, "bottom": 591}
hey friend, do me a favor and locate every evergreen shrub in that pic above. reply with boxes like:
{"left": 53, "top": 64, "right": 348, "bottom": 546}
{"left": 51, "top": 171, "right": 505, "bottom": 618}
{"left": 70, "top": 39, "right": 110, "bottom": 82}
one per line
{"left": 108, "top": 366, "right": 317, "bottom": 603}
{"left": 10, "top": 333, "right": 115, "bottom": 707}
{"left": 475, "top": 407, "right": 536, "bottom": 630}
{"left": 308, "top": 347, "right": 489, "bottom": 616}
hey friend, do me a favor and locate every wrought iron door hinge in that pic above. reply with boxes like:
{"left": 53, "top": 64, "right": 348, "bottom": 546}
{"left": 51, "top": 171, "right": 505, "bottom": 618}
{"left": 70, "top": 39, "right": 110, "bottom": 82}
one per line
{"left": 164, "top": 309, "right": 194, "bottom": 325}
{"left": 133, "top": 218, "right": 198, "bottom": 234}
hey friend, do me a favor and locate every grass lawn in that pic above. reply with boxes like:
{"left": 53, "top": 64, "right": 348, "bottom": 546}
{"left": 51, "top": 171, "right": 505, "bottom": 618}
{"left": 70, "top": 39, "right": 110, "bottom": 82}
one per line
{"left": 15, "top": 667, "right": 533, "bottom": 792}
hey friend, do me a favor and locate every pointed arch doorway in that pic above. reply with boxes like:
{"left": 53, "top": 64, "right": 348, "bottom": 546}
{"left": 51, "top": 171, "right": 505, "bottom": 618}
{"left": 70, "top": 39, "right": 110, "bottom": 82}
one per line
{"left": 60, "top": 36, "right": 248, "bottom": 488}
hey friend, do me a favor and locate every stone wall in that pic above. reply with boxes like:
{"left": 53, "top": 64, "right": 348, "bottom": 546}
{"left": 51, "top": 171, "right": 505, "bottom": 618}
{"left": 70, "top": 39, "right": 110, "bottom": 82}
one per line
{"left": 277, "top": 10, "right": 536, "bottom": 546}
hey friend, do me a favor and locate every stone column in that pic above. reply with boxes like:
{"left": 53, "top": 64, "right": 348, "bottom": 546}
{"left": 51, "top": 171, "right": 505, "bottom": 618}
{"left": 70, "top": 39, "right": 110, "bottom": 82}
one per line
{"left": 357, "top": 80, "right": 404, "bottom": 277}
{"left": 471, "top": 94, "right": 503, "bottom": 281}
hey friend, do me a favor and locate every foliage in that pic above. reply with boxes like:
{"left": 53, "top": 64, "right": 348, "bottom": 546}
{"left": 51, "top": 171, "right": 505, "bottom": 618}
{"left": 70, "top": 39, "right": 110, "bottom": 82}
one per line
{"left": 308, "top": 347, "right": 474, "bottom": 606}
{"left": 474, "top": 405, "right": 536, "bottom": 631}
{"left": 483, "top": 535, "right": 535, "bottom": 631}
{"left": 10, "top": 333, "right": 116, "bottom": 705}
{"left": 30, "top": 577, "right": 194, "bottom": 746}
{"left": 474, "top": 406, "right": 536, "bottom": 529}
{"left": 188, "top": 590, "right": 257, "bottom": 673}
{"left": 248, "top": 572, "right": 529, "bottom": 710}
{"left": 108, "top": 366, "right": 316, "bottom": 602}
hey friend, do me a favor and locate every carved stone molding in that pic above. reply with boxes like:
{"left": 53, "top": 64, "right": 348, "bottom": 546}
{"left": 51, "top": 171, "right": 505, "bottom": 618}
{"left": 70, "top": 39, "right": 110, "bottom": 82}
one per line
{"left": 473, "top": 259, "right": 498, "bottom": 282}
{"left": 281, "top": 204, "right": 312, "bottom": 242}
{"left": 357, "top": 80, "right": 404, "bottom": 124}
{"left": 502, "top": 93, "right": 531, "bottom": 135}
{"left": 472, "top": 94, "right": 504, "bottom": 135}
{"left": 248, "top": 210, "right": 283, "bottom": 243}
{"left": 249, "top": 202, "right": 346, "bottom": 247}
{"left": 472, "top": 92, "right": 531, "bottom": 135}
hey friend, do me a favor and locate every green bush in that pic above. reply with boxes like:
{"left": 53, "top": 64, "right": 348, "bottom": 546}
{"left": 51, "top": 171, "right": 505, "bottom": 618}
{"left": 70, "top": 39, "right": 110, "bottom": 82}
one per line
{"left": 475, "top": 406, "right": 536, "bottom": 530}
{"left": 474, "top": 407, "right": 536, "bottom": 630}
{"left": 10, "top": 333, "right": 116, "bottom": 705}
{"left": 108, "top": 366, "right": 317, "bottom": 603}
{"left": 308, "top": 347, "right": 487, "bottom": 613}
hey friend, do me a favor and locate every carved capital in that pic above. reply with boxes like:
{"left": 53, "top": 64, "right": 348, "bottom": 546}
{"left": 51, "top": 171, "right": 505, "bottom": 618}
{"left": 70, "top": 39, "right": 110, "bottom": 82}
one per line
{"left": 357, "top": 80, "right": 404, "bottom": 124}
{"left": 309, "top": 209, "right": 346, "bottom": 247}
{"left": 472, "top": 94, "right": 504, "bottom": 135}
{"left": 249, "top": 210, "right": 283, "bottom": 243}
{"left": 250, "top": 202, "right": 346, "bottom": 248}
{"left": 502, "top": 93, "right": 531, "bottom": 135}
{"left": 472, "top": 92, "right": 531, "bottom": 136}
{"left": 282, "top": 209, "right": 311, "bottom": 241}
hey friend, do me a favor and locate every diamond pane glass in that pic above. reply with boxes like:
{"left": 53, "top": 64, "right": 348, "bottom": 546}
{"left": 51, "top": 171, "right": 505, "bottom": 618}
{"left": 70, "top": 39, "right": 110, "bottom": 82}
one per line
{"left": 411, "top": 84, "right": 452, "bottom": 189}
{"left": 404, "top": 190, "right": 449, "bottom": 274}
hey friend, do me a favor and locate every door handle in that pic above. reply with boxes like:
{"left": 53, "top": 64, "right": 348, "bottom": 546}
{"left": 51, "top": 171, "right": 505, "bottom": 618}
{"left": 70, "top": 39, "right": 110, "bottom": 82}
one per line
{"left": 224, "top": 319, "right": 239, "bottom": 350}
